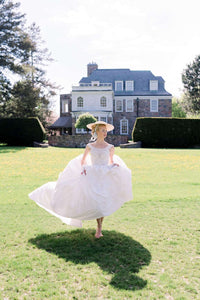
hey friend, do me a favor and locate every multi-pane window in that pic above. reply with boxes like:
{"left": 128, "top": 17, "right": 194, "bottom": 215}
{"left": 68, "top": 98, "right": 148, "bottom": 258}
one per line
{"left": 120, "top": 119, "right": 128, "bottom": 135}
{"left": 77, "top": 97, "right": 83, "bottom": 107}
{"left": 115, "top": 99, "right": 123, "bottom": 112}
{"left": 115, "top": 81, "right": 123, "bottom": 91}
{"left": 150, "top": 80, "right": 158, "bottom": 91}
{"left": 76, "top": 128, "right": 87, "bottom": 134}
{"left": 125, "top": 81, "right": 134, "bottom": 91}
{"left": 100, "top": 96, "right": 107, "bottom": 107}
{"left": 94, "top": 116, "right": 107, "bottom": 122}
{"left": 150, "top": 99, "right": 158, "bottom": 112}
{"left": 126, "top": 99, "right": 133, "bottom": 112}
{"left": 100, "top": 116, "right": 107, "bottom": 122}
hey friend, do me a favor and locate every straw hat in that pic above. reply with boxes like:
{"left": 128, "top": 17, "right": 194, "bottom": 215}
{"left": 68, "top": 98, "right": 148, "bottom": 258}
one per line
{"left": 86, "top": 121, "right": 114, "bottom": 132}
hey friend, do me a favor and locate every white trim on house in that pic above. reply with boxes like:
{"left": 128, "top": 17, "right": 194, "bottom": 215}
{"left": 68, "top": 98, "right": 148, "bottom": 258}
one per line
{"left": 72, "top": 90, "right": 113, "bottom": 112}
{"left": 115, "top": 99, "right": 123, "bottom": 112}
{"left": 126, "top": 99, "right": 134, "bottom": 112}
{"left": 120, "top": 118, "right": 129, "bottom": 135}
{"left": 150, "top": 99, "right": 158, "bottom": 112}
{"left": 115, "top": 81, "right": 123, "bottom": 91}
{"left": 150, "top": 80, "right": 158, "bottom": 91}
{"left": 125, "top": 80, "right": 134, "bottom": 91}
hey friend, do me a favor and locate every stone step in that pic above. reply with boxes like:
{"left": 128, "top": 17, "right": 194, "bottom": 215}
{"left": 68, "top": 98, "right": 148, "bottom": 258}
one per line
{"left": 33, "top": 141, "right": 49, "bottom": 148}
{"left": 120, "top": 141, "right": 141, "bottom": 148}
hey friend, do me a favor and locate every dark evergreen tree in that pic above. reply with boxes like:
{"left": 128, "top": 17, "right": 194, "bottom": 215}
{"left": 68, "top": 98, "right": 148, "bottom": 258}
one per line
{"left": 182, "top": 55, "right": 200, "bottom": 113}
{"left": 0, "top": 1, "right": 58, "bottom": 126}
{"left": 0, "top": 0, "right": 32, "bottom": 75}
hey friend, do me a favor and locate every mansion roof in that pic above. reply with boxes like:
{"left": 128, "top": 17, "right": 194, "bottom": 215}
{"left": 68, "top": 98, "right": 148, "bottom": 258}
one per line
{"left": 79, "top": 69, "right": 172, "bottom": 97}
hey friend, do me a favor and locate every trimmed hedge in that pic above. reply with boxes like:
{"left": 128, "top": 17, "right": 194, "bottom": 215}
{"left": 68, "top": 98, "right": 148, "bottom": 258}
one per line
{"left": 0, "top": 118, "right": 46, "bottom": 146}
{"left": 132, "top": 117, "right": 200, "bottom": 148}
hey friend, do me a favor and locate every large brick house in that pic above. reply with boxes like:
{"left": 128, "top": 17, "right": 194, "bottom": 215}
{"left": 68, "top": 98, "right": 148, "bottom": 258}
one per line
{"left": 50, "top": 63, "right": 172, "bottom": 138}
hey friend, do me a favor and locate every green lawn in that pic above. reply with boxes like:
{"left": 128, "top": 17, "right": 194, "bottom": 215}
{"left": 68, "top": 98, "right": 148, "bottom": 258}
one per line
{"left": 0, "top": 146, "right": 199, "bottom": 300}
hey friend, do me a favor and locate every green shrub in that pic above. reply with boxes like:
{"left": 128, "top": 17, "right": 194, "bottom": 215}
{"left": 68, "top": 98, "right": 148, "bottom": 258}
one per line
{"left": 132, "top": 118, "right": 200, "bottom": 148}
{"left": 0, "top": 117, "right": 46, "bottom": 146}
{"left": 75, "top": 113, "right": 97, "bottom": 131}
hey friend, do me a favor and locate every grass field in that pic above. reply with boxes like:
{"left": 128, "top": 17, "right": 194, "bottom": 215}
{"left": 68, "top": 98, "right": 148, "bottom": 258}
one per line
{"left": 0, "top": 146, "right": 200, "bottom": 300}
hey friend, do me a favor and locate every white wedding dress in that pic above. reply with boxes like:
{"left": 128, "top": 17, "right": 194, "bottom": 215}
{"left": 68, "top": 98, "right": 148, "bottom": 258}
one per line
{"left": 29, "top": 143, "right": 133, "bottom": 227}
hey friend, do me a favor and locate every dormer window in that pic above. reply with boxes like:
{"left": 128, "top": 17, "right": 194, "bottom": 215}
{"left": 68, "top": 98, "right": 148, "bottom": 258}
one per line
{"left": 150, "top": 80, "right": 158, "bottom": 91}
{"left": 115, "top": 81, "right": 123, "bottom": 91}
{"left": 125, "top": 81, "right": 134, "bottom": 91}
{"left": 91, "top": 81, "right": 100, "bottom": 86}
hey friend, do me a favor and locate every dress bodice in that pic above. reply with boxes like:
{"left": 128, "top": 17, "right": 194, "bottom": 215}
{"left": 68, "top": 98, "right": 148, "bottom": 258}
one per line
{"left": 88, "top": 144, "right": 112, "bottom": 166}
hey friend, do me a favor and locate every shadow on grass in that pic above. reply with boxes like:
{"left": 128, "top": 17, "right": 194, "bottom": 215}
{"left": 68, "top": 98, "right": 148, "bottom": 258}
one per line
{"left": 29, "top": 229, "right": 151, "bottom": 291}
{"left": 0, "top": 146, "right": 27, "bottom": 153}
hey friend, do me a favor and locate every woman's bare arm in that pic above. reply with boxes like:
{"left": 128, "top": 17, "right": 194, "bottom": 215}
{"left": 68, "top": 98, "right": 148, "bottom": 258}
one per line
{"left": 109, "top": 145, "right": 115, "bottom": 164}
{"left": 81, "top": 144, "right": 90, "bottom": 166}
{"left": 109, "top": 145, "right": 119, "bottom": 166}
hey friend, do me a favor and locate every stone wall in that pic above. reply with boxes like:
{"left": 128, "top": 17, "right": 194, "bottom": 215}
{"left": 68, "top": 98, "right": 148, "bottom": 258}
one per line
{"left": 48, "top": 134, "right": 129, "bottom": 148}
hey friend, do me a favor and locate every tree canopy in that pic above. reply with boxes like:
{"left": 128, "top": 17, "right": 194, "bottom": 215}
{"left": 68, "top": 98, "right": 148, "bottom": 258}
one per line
{"left": 182, "top": 54, "right": 200, "bottom": 113}
{"left": 75, "top": 113, "right": 97, "bottom": 131}
{"left": 172, "top": 98, "right": 186, "bottom": 118}
{"left": 0, "top": 0, "right": 58, "bottom": 126}
{"left": 0, "top": 0, "right": 32, "bottom": 75}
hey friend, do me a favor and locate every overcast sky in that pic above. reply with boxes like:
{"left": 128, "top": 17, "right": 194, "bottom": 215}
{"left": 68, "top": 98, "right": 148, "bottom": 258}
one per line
{"left": 19, "top": 0, "right": 200, "bottom": 110}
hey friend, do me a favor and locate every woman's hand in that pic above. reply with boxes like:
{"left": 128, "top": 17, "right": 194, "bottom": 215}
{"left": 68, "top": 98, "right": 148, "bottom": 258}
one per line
{"left": 81, "top": 167, "right": 87, "bottom": 175}
{"left": 112, "top": 163, "right": 119, "bottom": 167}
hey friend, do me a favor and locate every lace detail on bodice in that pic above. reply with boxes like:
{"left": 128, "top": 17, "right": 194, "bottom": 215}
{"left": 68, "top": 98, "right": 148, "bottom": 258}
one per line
{"left": 88, "top": 144, "right": 112, "bottom": 166}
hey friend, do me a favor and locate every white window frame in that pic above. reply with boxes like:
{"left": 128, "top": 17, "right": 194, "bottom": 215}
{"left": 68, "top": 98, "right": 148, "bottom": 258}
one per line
{"left": 76, "top": 128, "right": 87, "bottom": 134}
{"left": 126, "top": 99, "right": 134, "bottom": 112}
{"left": 94, "top": 115, "right": 107, "bottom": 122}
{"left": 115, "top": 81, "right": 123, "bottom": 91}
{"left": 150, "top": 80, "right": 158, "bottom": 91}
{"left": 115, "top": 99, "right": 123, "bottom": 112}
{"left": 120, "top": 118, "right": 129, "bottom": 135}
{"left": 100, "top": 116, "right": 107, "bottom": 122}
{"left": 100, "top": 96, "right": 107, "bottom": 107}
{"left": 125, "top": 80, "right": 134, "bottom": 91}
{"left": 77, "top": 97, "right": 83, "bottom": 108}
{"left": 150, "top": 99, "right": 158, "bottom": 112}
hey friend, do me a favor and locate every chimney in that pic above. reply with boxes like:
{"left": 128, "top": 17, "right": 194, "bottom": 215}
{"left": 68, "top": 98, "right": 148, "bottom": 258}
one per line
{"left": 87, "top": 62, "right": 98, "bottom": 77}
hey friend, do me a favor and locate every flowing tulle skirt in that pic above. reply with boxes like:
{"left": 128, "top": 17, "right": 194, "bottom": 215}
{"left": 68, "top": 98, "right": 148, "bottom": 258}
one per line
{"left": 29, "top": 154, "right": 133, "bottom": 227}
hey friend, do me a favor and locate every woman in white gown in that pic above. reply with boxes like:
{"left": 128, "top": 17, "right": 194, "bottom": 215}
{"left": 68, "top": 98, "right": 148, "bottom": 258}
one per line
{"left": 29, "top": 121, "right": 133, "bottom": 238}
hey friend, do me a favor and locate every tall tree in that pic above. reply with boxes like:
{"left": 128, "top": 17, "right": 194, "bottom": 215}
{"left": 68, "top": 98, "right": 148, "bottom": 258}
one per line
{"left": 0, "top": 0, "right": 32, "bottom": 76}
{"left": 16, "top": 22, "right": 58, "bottom": 126}
{"left": 0, "top": 1, "right": 58, "bottom": 126}
{"left": 0, "top": 0, "right": 33, "bottom": 116}
{"left": 182, "top": 55, "right": 200, "bottom": 113}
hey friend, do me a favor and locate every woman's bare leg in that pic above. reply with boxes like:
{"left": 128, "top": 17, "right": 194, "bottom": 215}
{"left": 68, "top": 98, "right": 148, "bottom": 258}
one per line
{"left": 95, "top": 217, "right": 103, "bottom": 238}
